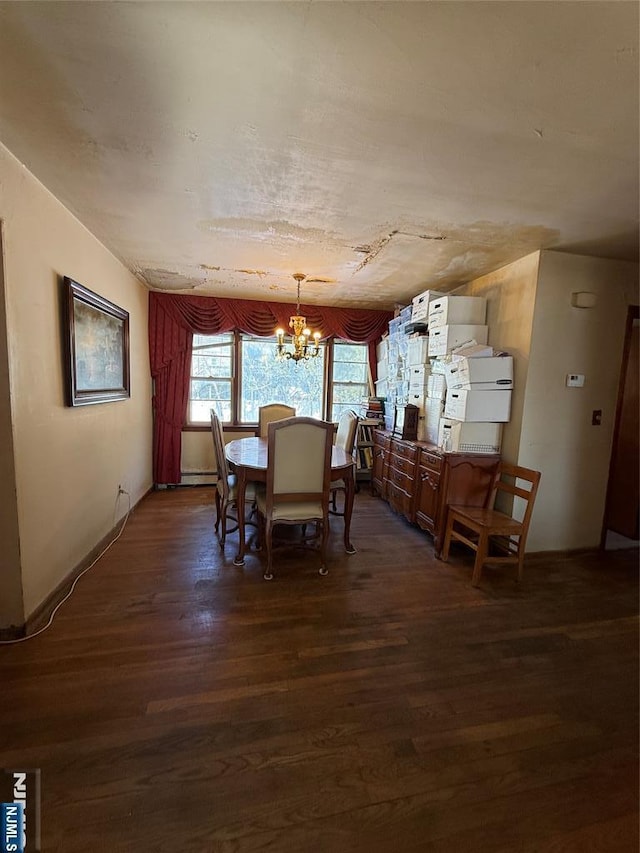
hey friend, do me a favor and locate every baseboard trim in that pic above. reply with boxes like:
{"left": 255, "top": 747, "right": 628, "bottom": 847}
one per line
{"left": 25, "top": 486, "right": 153, "bottom": 637}
{"left": 0, "top": 623, "right": 26, "bottom": 641}
{"left": 526, "top": 546, "right": 600, "bottom": 561}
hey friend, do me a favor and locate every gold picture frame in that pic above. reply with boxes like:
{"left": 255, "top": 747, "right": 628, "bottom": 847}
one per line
{"left": 63, "top": 277, "right": 130, "bottom": 406}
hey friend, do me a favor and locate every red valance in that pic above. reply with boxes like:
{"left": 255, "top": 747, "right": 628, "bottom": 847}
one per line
{"left": 149, "top": 291, "right": 393, "bottom": 484}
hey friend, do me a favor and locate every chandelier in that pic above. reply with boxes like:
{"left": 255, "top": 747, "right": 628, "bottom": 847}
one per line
{"left": 275, "top": 273, "right": 321, "bottom": 363}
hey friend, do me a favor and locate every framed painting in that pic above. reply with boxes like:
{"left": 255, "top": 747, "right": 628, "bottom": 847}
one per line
{"left": 63, "top": 277, "right": 130, "bottom": 406}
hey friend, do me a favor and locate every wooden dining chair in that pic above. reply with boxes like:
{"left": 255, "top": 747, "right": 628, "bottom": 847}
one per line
{"left": 255, "top": 417, "right": 333, "bottom": 581}
{"left": 258, "top": 403, "right": 296, "bottom": 438}
{"left": 441, "top": 462, "right": 541, "bottom": 586}
{"left": 210, "top": 410, "right": 256, "bottom": 547}
{"left": 330, "top": 409, "right": 359, "bottom": 516}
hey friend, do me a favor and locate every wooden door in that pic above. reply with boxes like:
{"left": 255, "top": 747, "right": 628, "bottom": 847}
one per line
{"left": 604, "top": 308, "right": 639, "bottom": 539}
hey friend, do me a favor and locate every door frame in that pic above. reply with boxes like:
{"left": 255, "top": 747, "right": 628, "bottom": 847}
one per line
{"left": 600, "top": 304, "right": 640, "bottom": 548}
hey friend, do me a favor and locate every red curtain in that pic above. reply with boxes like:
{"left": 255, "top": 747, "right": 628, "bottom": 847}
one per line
{"left": 149, "top": 291, "right": 393, "bottom": 484}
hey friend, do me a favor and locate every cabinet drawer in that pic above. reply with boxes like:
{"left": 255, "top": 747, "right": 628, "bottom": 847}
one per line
{"left": 390, "top": 440, "right": 418, "bottom": 462}
{"left": 374, "top": 432, "right": 391, "bottom": 450}
{"left": 388, "top": 465, "right": 413, "bottom": 493}
{"left": 389, "top": 451, "right": 416, "bottom": 477}
{"left": 387, "top": 482, "right": 413, "bottom": 518}
{"left": 420, "top": 450, "right": 442, "bottom": 473}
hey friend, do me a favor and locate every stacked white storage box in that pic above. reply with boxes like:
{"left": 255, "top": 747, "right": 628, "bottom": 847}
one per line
{"left": 425, "top": 296, "right": 509, "bottom": 454}
{"left": 404, "top": 342, "right": 445, "bottom": 445}
{"left": 382, "top": 304, "right": 412, "bottom": 431}
{"left": 422, "top": 372, "right": 447, "bottom": 444}
{"left": 427, "top": 295, "right": 488, "bottom": 357}
{"left": 410, "top": 289, "right": 444, "bottom": 323}
{"left": 375, "top": 337, "right": 389, "bottom": 404}
{"left": 406, "top": 358, "right": 432, "bottom": 442}
{"left": 378, "top": 294, "right": 512, "bottom": 454}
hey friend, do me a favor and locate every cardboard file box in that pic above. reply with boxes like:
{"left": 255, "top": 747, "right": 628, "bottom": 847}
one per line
{"left": 411, "top": 289, "right": 444, "bottom": 322}
{"left": 374, "top": 378, "right": 387, "bottom": 399}
{"left": 407, "top": 364, "right": 431, "bottom": 389}
{"left": 408, "top": 390, "right": 426, "bottom": 410}
{"left": 407, "top": 336, "right": 430, "bottom": 365}
{"left": 427, "top": 373, "right": 447, "bottom": 400}
{"left": 445, "top": 356, "right": 513, "bottom": 391}
{"left": 398, "top": 304, "right": 412, "bottom": 325}
{"left": 427, "top": 325, "right": 488, "bottom": 357}
{"left": 418, "top": 418, "right": 440, "bottom": 445}
{"left": 428, "top": 296, "right": 487, "bottom": 329}
{"left": 438, "top": 419, "right": 502, "bottom": 453}
{"left": 419, "top": 399, "right": 445, "bottom": 445}
{"left": 444, "top": 388, "right": 511, "bottom": 422}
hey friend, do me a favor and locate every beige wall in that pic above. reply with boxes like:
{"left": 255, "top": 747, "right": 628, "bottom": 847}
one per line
{"left": 520, "top": 250, "right": 639, "bottom": 551}
{"left": 0, "top": 224, "right": 24, "bottom": 629}
{"left": 451, "top": 249, "right": 639, "bottom": 552}
{"left": 453, "top": 251, "right": 540, "bottom": 464}
{"left": 181, "top": 429, "right": 251, "bottom": 483}
{"left": 0, "top": 143, "right": 153, "bottom": 622}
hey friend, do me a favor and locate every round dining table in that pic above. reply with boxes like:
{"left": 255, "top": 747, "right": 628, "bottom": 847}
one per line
{"left": 225, "top": 436, "right": 357, "bottom": 567}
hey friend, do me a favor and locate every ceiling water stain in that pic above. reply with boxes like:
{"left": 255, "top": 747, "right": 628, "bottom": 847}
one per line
{"left": 196, "top": 218, "right": 340, "bottom": 246}
{"left": 351, "top": 227, "right": 447, "bottom": 273}
{"left": 141, "top": 267, "right": 198, "bottom": 290}
{"left": 353, "top": 230, "right": 399, "bottom": 273}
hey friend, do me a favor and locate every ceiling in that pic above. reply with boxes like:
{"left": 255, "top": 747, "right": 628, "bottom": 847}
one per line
{"left": 0, "top": 2, "right": 638, "bottom": 310}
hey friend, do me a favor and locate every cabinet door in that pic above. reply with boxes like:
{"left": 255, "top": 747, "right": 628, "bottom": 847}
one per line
{"left": 443, "top": 454, "right": 500, "bottom": 506}
{"left": 432, "top": 453, "right": 500, "bottom": 553}
{"left": 387, "top": 481, "right": 414, "bottom": 519}
{"left": 415, "top": 466, "right": 441, "bottom": 533}
{"left": 372, "top": 433, "right": 390, "bottom": 497}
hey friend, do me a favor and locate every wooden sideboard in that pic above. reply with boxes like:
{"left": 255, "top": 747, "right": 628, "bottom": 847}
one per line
{"left": 372, "top": 430, "right": 499, "bottom": 554}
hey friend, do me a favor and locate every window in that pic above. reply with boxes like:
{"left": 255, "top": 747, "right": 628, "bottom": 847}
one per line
{"left": 189, "top": 333, "right": 233, "bottom": 423}
{"left": 240, "top": 335, "right": 325, "bottom": 422}
{"left": 186, "top": 333, "right": 370, "bottom": 426}
{"left": 330, "top": 341, "right": 370, "bottom": 422}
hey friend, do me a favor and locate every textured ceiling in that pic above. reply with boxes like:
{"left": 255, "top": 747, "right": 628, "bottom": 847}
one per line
{"left": 0, "top": 1, "right": 638, "bottom": 309}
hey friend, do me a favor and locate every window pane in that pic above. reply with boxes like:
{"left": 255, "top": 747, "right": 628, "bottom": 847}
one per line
{"left": 240, "top": 336, "right": 325, "bottom": 423}
{"left": 189, "top": 379, "right": 232, "bottom": 423}
{"left": 333, "top": 383, "right": 366, "bottom": 404}
{"left": 192, "top": 353, "right": 231, "bottom": 377}
{"left": 330, "top": 341, "right": 369, "bottom": 421}
{"left": 333, "top": 361, "right": 367, "bottom": 383}
{"left": 334, "top": 343, "right": 367, "bottom": 363}
{"left": 188, "top": 333, "right": 233, "bottom": 423}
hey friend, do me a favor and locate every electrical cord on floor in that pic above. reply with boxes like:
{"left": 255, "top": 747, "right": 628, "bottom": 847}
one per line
{"left": 0, "top": 489, "right": 132, "bottom": 645}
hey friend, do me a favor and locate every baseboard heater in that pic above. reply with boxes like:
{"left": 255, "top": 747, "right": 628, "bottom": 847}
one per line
{"left": 180, "top": 470, "right": 217, "bottom": 486}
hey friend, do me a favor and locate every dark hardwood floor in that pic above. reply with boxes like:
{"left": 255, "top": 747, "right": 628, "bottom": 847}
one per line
{"left": 1, "top": 487, "right": 638, "bottom": 852}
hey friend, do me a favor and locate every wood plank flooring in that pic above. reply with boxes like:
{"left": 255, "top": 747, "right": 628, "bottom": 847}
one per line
{"left": 0, "top": 487, "right": 638, "bottom": 852}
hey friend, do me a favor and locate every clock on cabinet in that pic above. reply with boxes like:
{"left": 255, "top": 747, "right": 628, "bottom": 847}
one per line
{"left": 393, "top": 403, "right": 419, "bottom": 441}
